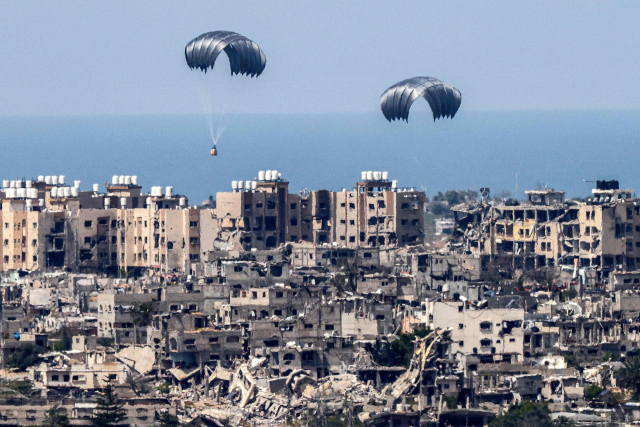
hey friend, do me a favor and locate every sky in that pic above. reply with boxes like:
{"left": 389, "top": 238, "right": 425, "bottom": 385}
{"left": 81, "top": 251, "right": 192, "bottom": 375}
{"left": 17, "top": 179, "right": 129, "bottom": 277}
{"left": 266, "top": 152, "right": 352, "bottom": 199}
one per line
{"left": 1, "top": 1, "right": 640, "bottom": 116}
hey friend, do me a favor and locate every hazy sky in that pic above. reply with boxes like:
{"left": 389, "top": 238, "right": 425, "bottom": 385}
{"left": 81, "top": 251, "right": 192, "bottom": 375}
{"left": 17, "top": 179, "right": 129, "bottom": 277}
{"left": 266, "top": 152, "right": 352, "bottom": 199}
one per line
{"left": 1, "top": 1, "right": 639, "bottom": 115}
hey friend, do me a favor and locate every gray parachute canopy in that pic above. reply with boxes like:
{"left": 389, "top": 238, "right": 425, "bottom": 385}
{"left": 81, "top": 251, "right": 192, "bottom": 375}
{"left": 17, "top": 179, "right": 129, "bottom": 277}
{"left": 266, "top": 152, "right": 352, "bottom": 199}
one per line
{"left": 380, "top": 77, "right": 461, "bottom": 122}
{"left": 185, "top": 31, "right": 266, "bottom": 77}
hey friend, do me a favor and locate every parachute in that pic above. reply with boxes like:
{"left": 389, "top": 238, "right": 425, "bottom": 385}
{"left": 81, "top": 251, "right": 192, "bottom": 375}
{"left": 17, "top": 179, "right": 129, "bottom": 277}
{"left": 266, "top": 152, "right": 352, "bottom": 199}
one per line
{"left": 380, "top": 77, "right": 461, "bottom": 122}
{"left": 185, "top": 31, "right": 266, "bottom": 77}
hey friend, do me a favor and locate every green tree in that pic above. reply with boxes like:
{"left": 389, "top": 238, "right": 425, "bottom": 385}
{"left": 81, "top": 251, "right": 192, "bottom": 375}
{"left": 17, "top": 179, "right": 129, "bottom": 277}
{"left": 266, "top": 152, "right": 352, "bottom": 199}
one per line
{"left": 7, "top": 343, "right": 44, "bottom": 371}
{"left": 131, "top": 301, "right": 155, "bottom": 327}
{"left": 92, "top": 384, "right": 128, "bottom": 427}
{"left": 41, "top": 405, "right": 70, "bottom": 427}
{"left": 488, "top": 401, "right": 574, "bottom": 427}
{"left": 617, "top": 356, "right": 640, "bottom": 397}
{"left": 584, "top": 384, "right": 604, "bottom": 401}
{"left": 374, "top": 329, "right": 431, "bottom": 367}
{"left": 158, "top": 412, "right": 180, "bottom": 427}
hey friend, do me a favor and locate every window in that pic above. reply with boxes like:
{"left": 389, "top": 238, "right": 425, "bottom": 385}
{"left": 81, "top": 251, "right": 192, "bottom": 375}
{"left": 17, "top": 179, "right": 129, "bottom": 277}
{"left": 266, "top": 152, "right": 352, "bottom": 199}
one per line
{"left": 33, "top": 222, "right": 37, "bottom": 229}
{"left": 480, "top": 321, "right": 492, "bottom": 330}
{"left": 167, "top": 242, "right": 173, "bottom": 249}
{"left": 111, "top": 236, "right": 117, "bottom": 244}
{"left": 290, "top": 203, "right": 297, "bottom": 209}
{"left": 305, "top": 324, "right": 314, "bottom": 329}
{"left": 290, "top": 217, "right": 298, "bottom": 226}
{"left": 84, "top": 237, "right": 91, "bottom": 244}
{"left": 52, "top": 375, "right": 59, "bottom": 381}
{"left": 459, "top": 341, "right": 464, "bottom": 347}
{"left": 349, "top": 236, "right": 356, "bottom": 242}
{"left": 189, "top": 254, "right": 199, "bottom": 261}
{"left": 349, "top": 203, "right": 355, "bottom": 209}
{"left": 458, "top": 324, "right": 464, "bottom": 329}
{"left": 369, "top": 204, "right": 375, "bottom": 210}
{"left": 325, "top": 324, "right": 335, "bottom": 331}
{"left": 84, "top": 221, "right": 92, "bottom": 228}
{"left": 190, "top": 221, "right": 198, "bottom": 228}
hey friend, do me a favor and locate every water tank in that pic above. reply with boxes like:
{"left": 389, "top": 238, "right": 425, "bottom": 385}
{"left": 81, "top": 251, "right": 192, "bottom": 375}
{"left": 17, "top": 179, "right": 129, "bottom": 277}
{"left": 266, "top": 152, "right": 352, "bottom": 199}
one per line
{"left": 132, "top": 176, "right": 138, "bottom": 185}
{"left": 37, "top": 175, "right": 44, "bottom": 182}
{"left": 232, "top": 181, "right": 238, "bottom": 191}
{"left": 63, "top": 187, "right": 71, "bottom": 198}
{"left": 73, "top": 180, "right": 80, "bottom": 189}
{"left": 366, "top": 171, "right": 373, "bottom": 181}
{"left": 50, "top": 188, "right": 58, "bottom": 198}
{"left": 146, "top": 197, "right": 152, "bottom": 207}
{"left": 105, "top": 198, "right": 111, "bottom": 207}
{"left": 166, "top": 186, "right": 173, "bottom": 197}
{"left": 272, "top": 170, "right": 278, "bottom": 181}
{"left": 245, "top": 181, "right": 251, "bottom": 190}
{"left": 58, "top": 175, "right": 65, "bottom": 185}
{"left": 45, "top": 176, "right": 52, "bottom": 185}
{"left": 179, "top": 197, "right": 186, "bottom": 207}
{"left": 71, "top": 187, "right": 78, "bottom": 197}
{"left": 39, "top": 199, "right": 45, "bottom": 207}
{"left": 52, "top": 175, "right": 58, "bottom": 185}
{"left": 278, "top": 172, "right": 282, "bottom": 179}
{"left": 92, "top": 183, "right": 99, "bottom": 192}
{"left": 265, "top": 170, "right": 272, "bottom": 181}
{"left": 120, "top": 197, "right": 127, "bottom": 208}
{"left": 391, "top": 180, "right": 398, "bottom": 189}
{"left": 9, "top": 180, "right": 16, "bottom": 188}
{"left": 2, "top": 180, "right": 8, "bottom": 188}
{"left": 25, "top": 199, "right": 32, "bottom": 209}
{"left": 251, "top": 181, "right": 257, "bottom": 190}
{"left": 373, "top": 171, "right": 381, "bottom": 180}
{"left": 382, "top": 171, "right": 389, "bottom": 181}
{"left": 25, "top": 180, "right": 32, "bottom": 188}
{"left": 258, "top": 171, "right": 265, "bottom": 181}
{"left": 238, "top": 181, "right": 244, "bottom": 190}
{"left": 17, "top": 188, "right": 26, "bottom": 198}
{"left": 118, "top": 176, "right": 125, "bottom": 185}
{"left": 112, "top": 175, "right": 119, "bottom": 185}
{"left": 124, "top": 176, "right": 132, "bottom": 185}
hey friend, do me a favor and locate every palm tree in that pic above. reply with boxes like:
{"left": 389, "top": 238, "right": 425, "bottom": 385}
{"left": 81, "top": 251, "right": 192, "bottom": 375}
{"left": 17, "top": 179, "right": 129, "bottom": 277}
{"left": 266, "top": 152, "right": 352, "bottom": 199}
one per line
{"left": 41, "top": 405, "right": 70, "bottom": 427}
{"left": 617, "top": 356, "right": 640, "bottom": 397}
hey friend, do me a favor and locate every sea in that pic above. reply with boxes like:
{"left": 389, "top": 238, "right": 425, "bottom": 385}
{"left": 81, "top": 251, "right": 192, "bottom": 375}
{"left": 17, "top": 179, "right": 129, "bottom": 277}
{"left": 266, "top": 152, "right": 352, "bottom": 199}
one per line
{"left": 0, "top": 111, "right": 638, "bottom": 204}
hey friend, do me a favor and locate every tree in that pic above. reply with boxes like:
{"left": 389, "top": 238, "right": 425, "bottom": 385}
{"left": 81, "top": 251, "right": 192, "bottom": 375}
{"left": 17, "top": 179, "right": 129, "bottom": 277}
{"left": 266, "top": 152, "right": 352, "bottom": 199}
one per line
{"left": 617, "top": 356, "right": 640, "bottom": 397}
{"left": 158, "top": 412, "right": 181, "bottom": 427}
{"left": 131, "top": 301, "right": 155, "bottom": 327}
{"left": 7, "top": 343, "right": 44, "bottom": 371}
{"left": 41, "top": 405, "right": 70, "bottom": 427}
{"left": 584, "top": 384, "right": 604, "bottom": 401}
{"left": 92, "top": 384, "right": 128, "bottom": 427}
{"left": 488, "top": 401, "right": 574, "bottom": 427}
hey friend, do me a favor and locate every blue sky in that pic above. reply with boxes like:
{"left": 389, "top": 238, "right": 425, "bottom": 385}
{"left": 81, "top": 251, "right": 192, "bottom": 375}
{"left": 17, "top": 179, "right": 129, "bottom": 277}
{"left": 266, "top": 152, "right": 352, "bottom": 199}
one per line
{"left": 1, "top": 1, "right": 639, "bottom": 115}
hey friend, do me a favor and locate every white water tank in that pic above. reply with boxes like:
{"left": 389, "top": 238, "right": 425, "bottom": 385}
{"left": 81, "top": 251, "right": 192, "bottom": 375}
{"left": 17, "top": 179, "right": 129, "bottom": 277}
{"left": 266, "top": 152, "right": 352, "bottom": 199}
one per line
{"left": 132, "top": 176, "right": 138, "bottom": 185}
{"left": 39, "top": 199, "right": 44, "bottom": 207}
{"left": 238, "top": 181, "right": 244, "bottom": 190}
{"left": 251, "top": 181, "right": 257, "bottom": 190}
{"left": 74, "top": 180, "right": 81, "bottom": 189}
{"left": 2, "top": 180, "right": 8, "bottom": 188}
{"left": 63, "top": 187, "right": 71, "bottom": 198}
{"left": 258, "top": 170, "right": 265, "bottom": 181}
{"left": 146, "top": 197, "right": 152, "bottom": 207}
{"left": 391, "top": 180, "right": 398, "bottom": 189}
{"left": 118, "top": 176, "right": 125, "bottom": 185}
{"left": 272, "top": 170, "right": 278, "bottom": 181}
{"left": 179, "top": 197, "right": 186, "bottom": 207}
{"left": 372, "top": 171, "right": 379, "bottom": 180}
{"left": 45, "top": 176, "right": 52, "bottom": 185}
{"left": 105, "top": 198, "right": 111, "bottom": 208}
{"left": 52, "top": 175, "right": 58, "bottom": 185}
{"left": 232, "top": 181, "right": 238, "bottom": 191}
{"left": 112, "top": 175, "right": 119, "bottom": 185}
{"left": 25, "top": 199, "right": 32, "bottom": 209}
{"left": 58, "top": 175, "right": 65, "bottom": 185}
{"left": 51, "top": 188, "right": 58, "bottom": 198}
{"left": 120, "top": 197, "right": 127, "bottom": 207}
{"left": 166, "top": 186, "right": 173, "bottom": 197}
{"left": 25, "top": 180, "right": 32, "bottom": 188}
{"left": 382, "top": 171, "right": 389, "bottom": 181}
{"left": 37, "top": 175, "right": 44, "bottom": 182}
{"left": 361, "top": 171, "right": 367, "bottom": 181}
{"left": 92, "top": 183, "right": 99, "bottom": 192}
{"left": 366, "top": 171, "right": 373, "bottom": 181}
{"left": 31, "top": 188, "right": 38, "bottom": 198}
{"left": 9, "top": 180, "right": 16, "bottom": 188}
{"left": 245, "top": 181, "right": 251, "bottom": 190}
{"left": 17, "top": 188, "right": 26, "bottom": 198}
{"left": 265, "top": 170, "right": 272, "bottom": 181}
{"left": 125, "top": 176, "right": 132, "bottom": 185}
{"left": 71, "top": 187, "right": 78, "bottom": 197}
